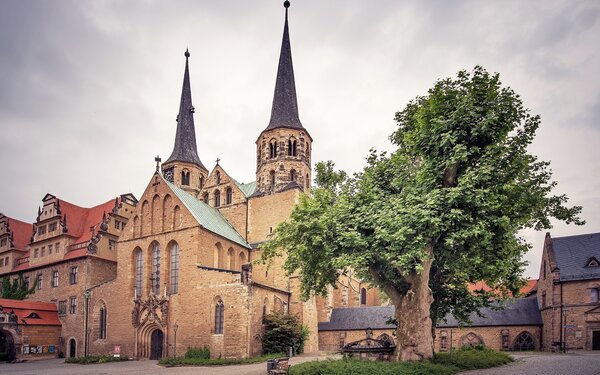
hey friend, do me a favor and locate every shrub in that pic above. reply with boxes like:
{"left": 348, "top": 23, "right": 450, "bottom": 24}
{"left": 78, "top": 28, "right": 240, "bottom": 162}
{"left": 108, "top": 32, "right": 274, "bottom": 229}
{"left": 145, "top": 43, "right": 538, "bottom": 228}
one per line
{"left": 159, "top": 352, "right": 285, "bottom": 367}
{"left": 289, "top": 358, "right": 459, "bottom": 375}
{"left": 433, "top": 346, "right": 513, "bottom": 370}
{"left": 262, "top": 312, "right": 307, "bottom": 355}
{"left": 185, "top": 346, "right": 210, "bottom": 359}
{"left": 65, "top": 355, "right": 129, "bottom": 364}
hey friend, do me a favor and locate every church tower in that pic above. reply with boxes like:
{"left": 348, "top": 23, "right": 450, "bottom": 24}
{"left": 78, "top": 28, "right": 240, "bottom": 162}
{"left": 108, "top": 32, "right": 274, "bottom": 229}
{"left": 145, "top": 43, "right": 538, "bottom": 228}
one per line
{"left": 256, "top": 1, "right": 312, "bottom": 194}
{"left": 162, "top": 50, "right": 208, "bottom": 196}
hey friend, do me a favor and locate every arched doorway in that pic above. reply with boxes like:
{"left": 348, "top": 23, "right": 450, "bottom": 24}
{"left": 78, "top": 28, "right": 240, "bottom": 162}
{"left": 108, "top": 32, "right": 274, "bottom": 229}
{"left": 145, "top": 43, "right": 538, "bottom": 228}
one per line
{"left": 69, "top": 338, "right": 77, "bottom": 358}
{"left": 0, "top": 330, "right": 16, "bottom": 362}
{"left": 150, "top": 330, "right": 163, "bottom": 360}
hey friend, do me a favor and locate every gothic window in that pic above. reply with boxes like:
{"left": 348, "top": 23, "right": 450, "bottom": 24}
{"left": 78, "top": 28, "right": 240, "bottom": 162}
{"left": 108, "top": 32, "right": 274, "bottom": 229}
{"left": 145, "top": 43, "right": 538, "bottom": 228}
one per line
{"left": 227, "top": 248, "right": 235, "bottom": 269}
{"left": 501, "top": 329, "right": 509, "bottom": 350}
{"left": 99, "top": 306, "right": 107, "bottom": 339}
{"left": 512, "top": 331, "right": 535, "bottom": 351}
{"left": 440, "top": 331, "right": 448, "bottom": 351}
{"left": 214, "top": 299, "right": 224, "bottom": 334}
{"left": 199, "top": 176, "right": 204, "bottom": 189}
{"left": 305, "top": 173, "right": 310, "bottom": 190}
{"left": 52, "top": 270, "right": 59, "bottom": 287}
{"left": 214, "top": 190, "right": 221, "bottom": 207}
{"left": 181, "top": 170, "right": 190, "bottom": 186}
{"left": 226, "top": 187, "right": 233, "bottom": 205}
{"left": 269, "top": 139, "right": 278, "bottom": 158}
{"left": 151, "top": 243, "right": 161, "bottom": 295}
{"left": 287, "top": 139, "right": 297, "bottom": 156}
{"left": 203, "top": 193, "right": 209, "bottom": 204}
{"left": 135, "top": 248, "right": 143, "bottom": 296}
{"left": 170, "top": 243, "right": 180, "bottom": 294}
{"left": 70, "top": 266, "right": 78, "bottom": 284}
{"left": 360, "top": 288, "right": 367, "bottom": 305}
{"left": 239, "top": 251, "right": 247, "bottom": 268}
{"left": 270, "top": 170, "right": 276, "bottom": 187}
{"left": 460, "top": 332, "right": 483, "bottom": 348}
{"left": 216, "top": 171, "right": 221, "bottom": 185}
{"left": 290, "top": 169, "right": 296, "bottom": 182}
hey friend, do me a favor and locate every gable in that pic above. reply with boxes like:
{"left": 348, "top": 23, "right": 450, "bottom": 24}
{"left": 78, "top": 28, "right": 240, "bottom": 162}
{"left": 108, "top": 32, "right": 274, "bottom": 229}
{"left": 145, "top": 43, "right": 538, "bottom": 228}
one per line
{"left": 552, "top": 232, "right": 600, "bottom": 281}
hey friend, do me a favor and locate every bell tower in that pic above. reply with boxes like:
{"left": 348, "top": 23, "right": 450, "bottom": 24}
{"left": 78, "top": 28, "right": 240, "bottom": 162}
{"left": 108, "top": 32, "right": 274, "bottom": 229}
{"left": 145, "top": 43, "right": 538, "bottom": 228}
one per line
{"left": 256, "top": 1, "right": 312, "bottom": 194}
{"left": 162, "top": 49, "right": 208, "bottom": 196}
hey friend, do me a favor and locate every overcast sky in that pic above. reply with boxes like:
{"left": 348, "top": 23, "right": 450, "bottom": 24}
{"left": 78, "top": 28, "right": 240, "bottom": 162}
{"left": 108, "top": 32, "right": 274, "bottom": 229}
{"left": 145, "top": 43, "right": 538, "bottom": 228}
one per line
{"left": 1, "top": 0, "right": 598, "bottom": 279}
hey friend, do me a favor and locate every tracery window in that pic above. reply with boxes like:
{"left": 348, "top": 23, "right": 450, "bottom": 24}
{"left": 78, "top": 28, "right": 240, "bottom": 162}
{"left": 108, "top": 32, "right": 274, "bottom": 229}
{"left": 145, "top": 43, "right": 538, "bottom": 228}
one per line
{"left": 99, "top": 307, "right": 107, "bottom": 339}
{"left": 461, "top": 332, "right": 483, "bottom": 348}
{"left": 214, "top": 299, "right": 224, "bottom": 334}
{"left": 170, "top": 243, "right": 180, "bottom": 294}
{"left": 151, "top": 243, "right": 161, "bottom": 295}
{"left": 513, "top": 331, "right": 535, "bottom": 351}
{"left": 269, "top": 140, "right": 278, "bottom": 158}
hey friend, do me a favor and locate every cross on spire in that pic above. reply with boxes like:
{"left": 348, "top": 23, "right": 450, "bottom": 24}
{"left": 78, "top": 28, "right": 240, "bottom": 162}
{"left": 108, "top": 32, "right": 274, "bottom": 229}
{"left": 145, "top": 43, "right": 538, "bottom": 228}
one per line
{"left": 216, "top": 158, "right": 220, "bottom": 166}
{"left": 155, "top": 155, "right": 161, "bottom": 172}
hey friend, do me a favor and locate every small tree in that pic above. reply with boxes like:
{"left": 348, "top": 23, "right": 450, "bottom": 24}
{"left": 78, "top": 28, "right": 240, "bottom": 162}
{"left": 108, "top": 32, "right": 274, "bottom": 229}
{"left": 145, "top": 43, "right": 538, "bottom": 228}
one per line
{"left": 261, "top": 313, "right": 308, "bottom": 355}
{"left": 1, "top": 275, "right": 36, "bottom": 300}
{"left": 261, "top": 66, "right": 583, "bottom": 361}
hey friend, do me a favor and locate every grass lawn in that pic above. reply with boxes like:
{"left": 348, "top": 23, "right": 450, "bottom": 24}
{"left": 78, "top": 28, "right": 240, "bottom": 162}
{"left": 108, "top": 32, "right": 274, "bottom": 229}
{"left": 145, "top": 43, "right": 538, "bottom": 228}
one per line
{"left": 158, "top": 352, "right": 286, "bottom": 367}
{"left": 289, "top": 347, "right": 513, "bottom": 375}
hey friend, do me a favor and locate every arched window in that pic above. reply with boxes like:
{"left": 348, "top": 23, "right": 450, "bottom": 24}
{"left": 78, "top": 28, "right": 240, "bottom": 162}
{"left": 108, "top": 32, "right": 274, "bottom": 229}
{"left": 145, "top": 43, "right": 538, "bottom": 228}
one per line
{"left": 181, "top": 170, "right": 190, "bottom": 186}
{"left": 214, "top": 190, "right": 221, "bottom": 207}
{"left": 305, "top": 173, "right": 310, "bottom": 190}
{"left": 214, "top": 242, "right": 223, "bottom": 268}
{"left": 216, "top": 171, "right": 221, "bottom": 185}
{"left": 227, "top": 248, "right": 235, "bottom": 269}
{"left": 151, "top": 243, "right": 161, "bottom": 295}
{"left": 269, "top": 139, "right": 278, "bottom": 158}
{"left": 239, "top": 251, "right": 247, "bottom": 268}
{"left": 203, "top": 193, "right": 209, "bottom": 204}
{"left": 440, "top": 330, "right": 448, "bottom": 351}
{"left": 270, "top": 170, "right": 276, "bottom": 187}
{"left": 170, "top": 243, "right": 180, "bottom": 294}
{"left": 134, "top": 248, "right": 143, "bottom": 297}
{"left": 360, "top": 288, "right": 367, "bottom": 305}
{"left": 290, "top": 169, "right": 296, "bottom": 182}
{"left": 214, "top": 299, "right": 224, "bottom": 334}
{"left": 99, "top": 306, "right": 107, "bottom": 339}
{"left": 287, "top": 139, "right": 297, "bottom": 156}
{"left": 173, "top": 205, "right": 181, "bottom": 229}
{"left": 501, "top": 329, "right": 509, "bottom": 350}
{"left": 199, "top": 176, "right": 204, "bottom": 188}
{"left": 460, "top": 332, "right": 484, "bottom": 348}
{"left": 226, "top": 187, "right": 233, "bottom": 205}
{"left": 513, "top": 331, "right": 535, "bottom": 351}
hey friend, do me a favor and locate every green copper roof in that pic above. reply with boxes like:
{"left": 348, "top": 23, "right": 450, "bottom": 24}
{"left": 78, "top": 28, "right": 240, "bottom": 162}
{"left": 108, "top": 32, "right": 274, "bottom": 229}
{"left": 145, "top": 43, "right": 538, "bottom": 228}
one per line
{"left": 232, "top": 179, "right": 257, "bottom": 198}
{"left": 164, "top": 177, "right": 250, "bottom": 248}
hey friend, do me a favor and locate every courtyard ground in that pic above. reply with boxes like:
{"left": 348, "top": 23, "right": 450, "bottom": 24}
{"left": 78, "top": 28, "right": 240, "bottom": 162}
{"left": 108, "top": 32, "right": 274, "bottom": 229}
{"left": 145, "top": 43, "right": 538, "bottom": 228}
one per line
{"left": 1, "top": 351, "right": 599, "bottom": 374}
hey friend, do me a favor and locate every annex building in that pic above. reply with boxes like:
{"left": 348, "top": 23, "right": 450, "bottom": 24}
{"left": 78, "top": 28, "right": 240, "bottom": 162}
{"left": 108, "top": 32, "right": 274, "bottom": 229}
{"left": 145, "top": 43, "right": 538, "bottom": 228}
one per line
{"left": 1, "top": 2, "right": 599, "bottom": 363}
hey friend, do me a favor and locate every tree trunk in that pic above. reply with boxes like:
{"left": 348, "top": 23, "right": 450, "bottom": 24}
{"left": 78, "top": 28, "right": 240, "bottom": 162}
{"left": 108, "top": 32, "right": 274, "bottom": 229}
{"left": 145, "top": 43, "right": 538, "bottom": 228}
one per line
{"left": 392, "top": 244, "right": 435, "bottom": 361}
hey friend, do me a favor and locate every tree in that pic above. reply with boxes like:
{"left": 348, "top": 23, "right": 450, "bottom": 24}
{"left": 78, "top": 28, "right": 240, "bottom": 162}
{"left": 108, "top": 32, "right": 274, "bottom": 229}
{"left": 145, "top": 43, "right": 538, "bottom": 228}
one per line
{"left": 1, "top": 275, "right": 36, "bottom": 300}
{"left": 261, "top": 312, "right": 309, "bottom": 355}
{"left": 261, "top": 67, "right": 583, "bottom": 361}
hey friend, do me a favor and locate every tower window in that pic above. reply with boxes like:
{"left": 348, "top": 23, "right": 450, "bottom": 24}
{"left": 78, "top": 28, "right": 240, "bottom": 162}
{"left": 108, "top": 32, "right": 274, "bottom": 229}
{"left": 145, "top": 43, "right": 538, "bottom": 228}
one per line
{"left": 203, "top": 193, "right": 209, "bottom": 204}
{"left": 290, "top": 169, "right": 296, "bottom": 182}
{"left": 288, "top": 139, "right": 297, "bottom": 156}
{"left": 306, "top": 173, "right": 310, "bottom": 190}
{"left": 214, "top": 190, "right": 221, "bottom": 207}
{"left": 199, "top": 176, "right": 204, "bottom": 188}
{"left": 226, "top": 187, "right": 233, "bottom": 205}
{"left": 270, "top": 170, "right": 276, "bottom": 187}
{"left": 181, "top": 170, "right": 190, "bottom": 186}
{"left": 216, "top": 171, "right": 221, "bottom": 185}
{"left": 269, "top": 140, "right": 278, "bottom": 158}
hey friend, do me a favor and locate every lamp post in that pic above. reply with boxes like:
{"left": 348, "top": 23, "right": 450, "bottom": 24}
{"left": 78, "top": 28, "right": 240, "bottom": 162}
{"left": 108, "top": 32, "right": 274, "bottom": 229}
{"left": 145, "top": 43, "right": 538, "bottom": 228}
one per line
{"left": 173, "top": 322, "right": 178, "bottom": 358}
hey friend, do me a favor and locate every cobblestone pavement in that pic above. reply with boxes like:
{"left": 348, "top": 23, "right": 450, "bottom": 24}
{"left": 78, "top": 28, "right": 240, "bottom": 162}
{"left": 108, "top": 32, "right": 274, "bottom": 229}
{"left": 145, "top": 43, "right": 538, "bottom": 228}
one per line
{"left": 462, "top": 352, "right": 600, "bottom": 375}
{"left": 0, "top": 352, "right": 338, "bottom": 375}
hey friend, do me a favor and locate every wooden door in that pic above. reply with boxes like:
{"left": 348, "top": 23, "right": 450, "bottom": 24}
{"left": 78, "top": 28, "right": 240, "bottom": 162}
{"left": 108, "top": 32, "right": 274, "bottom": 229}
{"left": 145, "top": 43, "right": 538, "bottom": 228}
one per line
{"left": 150, "top": 330, "right": 163, "bottom": 360}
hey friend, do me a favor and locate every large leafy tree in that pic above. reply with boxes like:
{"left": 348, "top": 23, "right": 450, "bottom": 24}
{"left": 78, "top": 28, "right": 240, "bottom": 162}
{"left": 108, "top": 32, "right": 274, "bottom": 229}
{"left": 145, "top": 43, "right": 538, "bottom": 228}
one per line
{"left": 1, "top": 275, "right": 36, "bottom": 300}
{"left": 261, "top": 67, "right": 584, "bottom": 361}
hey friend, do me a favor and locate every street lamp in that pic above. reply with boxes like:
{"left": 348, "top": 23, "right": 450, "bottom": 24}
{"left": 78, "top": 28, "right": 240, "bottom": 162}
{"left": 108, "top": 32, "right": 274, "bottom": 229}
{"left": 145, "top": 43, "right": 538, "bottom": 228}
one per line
{"left": 173, "top": 322, "right": 178, "bottom": 358}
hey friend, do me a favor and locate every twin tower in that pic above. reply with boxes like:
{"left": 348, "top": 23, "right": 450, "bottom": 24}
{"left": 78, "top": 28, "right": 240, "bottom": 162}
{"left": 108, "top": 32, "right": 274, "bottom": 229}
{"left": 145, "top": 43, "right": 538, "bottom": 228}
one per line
{"left": 161, "top": 1, "right": 312, "bottom": 196}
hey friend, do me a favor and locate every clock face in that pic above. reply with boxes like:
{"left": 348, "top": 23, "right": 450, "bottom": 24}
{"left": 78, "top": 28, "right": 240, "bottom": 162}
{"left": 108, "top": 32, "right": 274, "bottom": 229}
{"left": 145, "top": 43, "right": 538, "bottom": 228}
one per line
{"left": 164, "top": 169, "right": 174, "bottom": 182}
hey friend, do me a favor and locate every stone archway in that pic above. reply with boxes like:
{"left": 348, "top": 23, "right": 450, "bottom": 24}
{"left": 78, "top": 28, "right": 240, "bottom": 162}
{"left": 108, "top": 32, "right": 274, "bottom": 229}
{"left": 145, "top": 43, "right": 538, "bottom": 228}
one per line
{"left": 68, "top": 338, "right": 77, "bottom": 358}
{"left": 512, "top": 331, "right": 536, "bottom": 351}
{"left": 0, "top": 329, "right": 16, "bottom": 362}
{"left": 150, "top": 329, "right": 164, "bottom": 360}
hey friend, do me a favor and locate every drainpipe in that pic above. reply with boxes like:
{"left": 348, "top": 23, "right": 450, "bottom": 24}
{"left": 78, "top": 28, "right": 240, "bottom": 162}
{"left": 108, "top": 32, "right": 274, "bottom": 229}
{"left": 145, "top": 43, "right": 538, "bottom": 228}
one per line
{"left": 559, "top": 280, "right": 564, "bottom": 353}
{"left": 84, "top": 289, "right": 90, "bottom": 357}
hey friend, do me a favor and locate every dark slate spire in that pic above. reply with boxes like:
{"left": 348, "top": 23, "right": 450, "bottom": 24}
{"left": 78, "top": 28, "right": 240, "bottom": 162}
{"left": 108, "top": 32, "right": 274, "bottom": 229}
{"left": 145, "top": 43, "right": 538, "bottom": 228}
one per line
{"left": 164, "top": 49, "right": 206, "bottom": 169}
{"left": 265, "top": 1, "right": 304, "bottom": 131}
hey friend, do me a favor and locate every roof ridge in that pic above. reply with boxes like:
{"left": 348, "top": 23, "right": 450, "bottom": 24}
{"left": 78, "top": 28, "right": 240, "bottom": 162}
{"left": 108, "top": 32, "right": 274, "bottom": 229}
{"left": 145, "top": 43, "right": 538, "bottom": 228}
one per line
{"left": 553, "top": 232, "right": 600, "bottom": 241}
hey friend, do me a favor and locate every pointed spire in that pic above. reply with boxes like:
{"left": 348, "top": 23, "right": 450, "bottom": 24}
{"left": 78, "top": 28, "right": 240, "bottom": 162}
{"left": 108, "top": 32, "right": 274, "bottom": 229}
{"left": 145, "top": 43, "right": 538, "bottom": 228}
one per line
{"left": 265, "top": 1, "right": 304, "bottom": 131}
{"left": 164, "top": 49, "right": 206, "bottom": 170}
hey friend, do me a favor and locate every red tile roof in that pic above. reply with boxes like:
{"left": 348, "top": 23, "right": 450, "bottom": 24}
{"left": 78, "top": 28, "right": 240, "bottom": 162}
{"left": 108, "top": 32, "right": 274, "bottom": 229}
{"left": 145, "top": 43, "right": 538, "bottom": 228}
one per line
{"left": 0, "top": 298, "right": 61, "bottom": 326}
{"left": 7, "top": 217, "right": 33, "bottom": 251}
{"left": 468, "top": 279, "right": 538, "bottom": 297}
{"left": 59, "top": 198, "right": 116, "bottom": 243}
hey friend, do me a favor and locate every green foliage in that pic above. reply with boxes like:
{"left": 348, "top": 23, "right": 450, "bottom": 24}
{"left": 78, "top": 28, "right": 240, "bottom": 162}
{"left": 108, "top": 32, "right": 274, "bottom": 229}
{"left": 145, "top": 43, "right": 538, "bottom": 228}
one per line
{"left": 261, "top": 66, "right": 583, "bottom": 326}
{"left": 65, "top": 355, "right": 129, "bottom": 364}
{"left": 261, "top": 313, "right": 308, "bottom": 355}
{"left": 433, "top": 346, "right": 513, "bottom": 370}
{"left": 159, "top": 352, "right": 285, "bottom": 367}
{"left": 185, "top": 346, "right": 210, "bottom": 359}
{"left": 289, "top": 358, "right": 459, "bottom": 375}
{"left": 0, "top": 275, "right": 37, "bottom": 300}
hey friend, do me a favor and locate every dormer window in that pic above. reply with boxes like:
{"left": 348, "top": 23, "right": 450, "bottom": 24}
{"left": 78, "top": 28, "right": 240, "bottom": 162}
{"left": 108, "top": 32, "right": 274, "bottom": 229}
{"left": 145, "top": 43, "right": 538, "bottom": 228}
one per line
{"left": 586, "top": 257, "right": 600, "bottom": 268}
{"left": 26, "top": 312, "right": 41, "bottom": 319}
